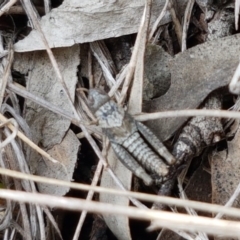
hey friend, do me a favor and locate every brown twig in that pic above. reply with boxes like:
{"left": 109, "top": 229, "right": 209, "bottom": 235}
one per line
{"left": 128, "top": 0, "right": 152, "bottom": 114}
{"left": 181, "top": 0, "right": 195, "bottom": 51}
{"left": 88, "top": 47, "right": 94, "bottom": 89}
{"left": 1, "top": 189, "right": 240, "bottom": 237}
{"left": 0, "top": 0, "right": 18, "bottom": 17}
{"left": 235, "top": 0, "right": 240, "bottom": 30}
{"left": 73, "top": 161, "right": 104, "bottom": 240}
{"left": 168, "top": 0, "right": 182, "bottom": 47}
{"left": 2, "top": 6, "right": 45, "bottom": 15}
{"left": 43, "top": 0, "right": 50, "bottom": 14}
{"left": 135, "top": 109, "right": 240, "bottom": 121}
{"left": 108, "top": 64, "right": 128, "bottom": 98}
{"left": 119, "top": 0, "right": 152, "bottom": 105}
{"left": 0, "top": 113, "right": 60, "bottom": 165}
{"left": 2, "top": 167, "right": 240, "bottom": 219}
{"left": 149, "top": 0, "right": 169, "bottom": 41}
{"left": 90, "top": 41, "right": 120, "bottom": 101}
{"left": 8, "top": 82, "right": 80, "bottom": 125}
{"left": 0, "top": 42, "right": 14, "bottom": 108}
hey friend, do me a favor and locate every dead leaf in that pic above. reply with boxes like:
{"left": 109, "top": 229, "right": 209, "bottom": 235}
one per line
{"left": 143, "top": 44, "right": 172, "bottom": 101}
{"left": 36, "top": 129, "right": 80, "bottom": 196}
{"left": 211, "top": 129, "right": 240, "bottom": 213}
{"left": 13, "top": 45, "right": 80, "bottom": 172}
{"left": 99, "top": 148, "right": 132, "bottom": 240}
{"left": 211, "top": 126, "right": 240, "bottom": 240}
{"left": 14, "top": 0, "right": 188, "bottom": 52}
{"left": 144, "top": 33, "right": 240, "bottom": 141}
{"left": 185, "top": 161, "right": 212, "bottom": 211}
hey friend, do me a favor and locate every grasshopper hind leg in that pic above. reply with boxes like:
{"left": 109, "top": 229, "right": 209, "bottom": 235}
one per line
{"left": 136, "top": 121, "right": 176, "bottom": 165}
{"left": 111, "top": 142, "right": 154, "bottom": 186}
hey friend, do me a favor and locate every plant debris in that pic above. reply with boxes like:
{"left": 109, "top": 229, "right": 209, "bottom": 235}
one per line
{"left": 0, "top": 0, "right": 240, "bottom": 239}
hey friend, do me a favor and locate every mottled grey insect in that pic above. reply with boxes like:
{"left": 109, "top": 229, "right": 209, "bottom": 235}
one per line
{"left": 152, "top": 94, "right": 224, "bottom": 210}
{"left": 88, "top": 88, "right": 176, "bottom": 186}
{"left": 173, "top": 94, "right": 224, "bottom": 166}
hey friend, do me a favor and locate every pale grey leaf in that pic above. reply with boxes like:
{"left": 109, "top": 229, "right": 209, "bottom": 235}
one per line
{"left": 100, "top": 148, "right": 132, "bottom": 240}
{"left": 13, "top": 45, "right": 80, "bottom": 172}
{"left": 143, "top": 34, "right": 240, "bottom": 141}
{"left": 14, "top": 0, "right": 187, "bottom": 52}
{"left": 37, "top": 129, "right": 80, "bottom": 196}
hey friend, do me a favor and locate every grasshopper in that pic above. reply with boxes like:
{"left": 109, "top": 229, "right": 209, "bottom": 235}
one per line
{"left": 88, "top": 88, "right": 176, "bottom": 186}
{"left": 173, "top": 94, "right": 224, "bottom": 165}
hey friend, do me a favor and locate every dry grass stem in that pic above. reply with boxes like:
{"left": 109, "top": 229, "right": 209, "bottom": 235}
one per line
{"left": 8, "top": 82, "right": 80, "bottom": 125}
{"left": 135, "top": 109, "right": 240, "bottom": 121}
{"left": 73, "top": 161, "right": 104, "bottom": 240}
{"left": 229, "top": 57, "right": 240, "bottom": 94}
{"left": 2, "top": 189, "right": 240, "bottom": 237}
{"left": 0, "top": 0, "right": 18, "bottom": 17}
{"left": 128, "top": 0, "right": 152, "bottom": 114}
{"left": 149, "top": 0, "right": 169, "bottom": 41}
{"left": 4, "top": 6, "right": 45, "bottom": 15}
{"left": 0, "top": 43, "right": 14, "bottom": 108}
{"left": 4, "top": 145, "right": 32, "bottom": 240}
{"left": 177, "top": 178, "right": 206, "bottom": 239}
{"left": 0, "top": 113, "right": 60, "bottom": 165}
{"left": 91, "top": 41, "right": 117, "bottom": 77}
{"left": 235, "top": 0, "right": 240, "bottom": 30}
{"left": 0, "top": 35, "right": 4, "bottom": 52}
{"left": 168, "top": 0, "right": 182, "bottom": 47}
{"left": 173, "top": 176, "right": 208, "bottom": 239}
{"left": 43, "top": 0, "right": 50, "bottom": 14}
{"left": 102, "top": 135, "right": 109, "bottom": 159}
{"left": 119, "top": 0, "right": 151, "bottom": 105}
{"left": 5, "top": 128, "right": 60, "bottom": 239}
{"left": 181, "top": 0, "right": 195, "bottom": 51}
{"left": 88, "top": 48, "right": 94, "bottom": 89}
{"left": 215, "top": 181, "right": 240, "bottom": 219}
{"left": 108, "top": 64, "right": 128, "bottom": 98}
{"left": 0, "top": 118, "right": 18, "bottom": 149}
{"left": 90, "top": 41, "right": 121, "bottom": 101}
{"left": 75, "top": 90, "right": 96, "bottom": 122}
{"left": 2, "top": 168, "right": 240, "bottom": 218}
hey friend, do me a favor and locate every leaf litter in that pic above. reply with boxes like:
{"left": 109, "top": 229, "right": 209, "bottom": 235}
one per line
{"left": 1, "top": 0, "right": 240, "bottom": 239}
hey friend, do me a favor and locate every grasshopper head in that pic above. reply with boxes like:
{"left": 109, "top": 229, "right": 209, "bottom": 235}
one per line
{"left": 88, "top": 88, "right": 110, "bottom": 113}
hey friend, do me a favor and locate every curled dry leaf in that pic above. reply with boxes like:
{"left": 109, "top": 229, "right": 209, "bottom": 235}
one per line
{"left": 14, "top": 0, "right": 188, "bottom": 52}
{"left": 143, "top": 33, "right": 240, "bottom": 141}
{"left": 211, "top": 125, "right": 240, "bottom": 221}
{"left": 143, "top": 44, "right": 172, "bottom": 101}
{"left": 13, "top": 45, "right": 80, "bottom": 173}
{"left": 36, "top": 130, "right": 80, "bottom": 196}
